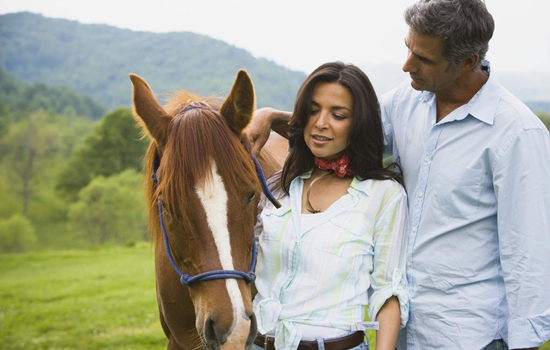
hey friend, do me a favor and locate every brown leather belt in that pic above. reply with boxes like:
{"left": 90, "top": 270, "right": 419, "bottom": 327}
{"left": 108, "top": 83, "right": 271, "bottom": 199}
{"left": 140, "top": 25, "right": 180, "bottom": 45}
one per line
{"left": 254, "top": 331, "right": 364, "bottom": 350}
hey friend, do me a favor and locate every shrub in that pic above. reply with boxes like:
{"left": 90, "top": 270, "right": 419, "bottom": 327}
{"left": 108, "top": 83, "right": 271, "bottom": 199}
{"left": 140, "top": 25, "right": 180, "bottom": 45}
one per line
{"left": 67, "top": 169, "right": 147, "bottom": 245}
{"left": 0, "top": 214, "right": 37, "bottom": 252}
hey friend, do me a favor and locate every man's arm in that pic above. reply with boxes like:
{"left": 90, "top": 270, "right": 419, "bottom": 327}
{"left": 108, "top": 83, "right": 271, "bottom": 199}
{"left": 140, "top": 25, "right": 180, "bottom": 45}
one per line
{"left": 493, "top": 127, "right": 550, "bottom": 350}
{"left": 247, "top": 107, "right": 291, "bottom": 156}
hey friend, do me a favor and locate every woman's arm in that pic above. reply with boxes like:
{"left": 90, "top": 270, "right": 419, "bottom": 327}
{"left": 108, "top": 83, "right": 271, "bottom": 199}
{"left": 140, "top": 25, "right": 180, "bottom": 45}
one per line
{"left": 368, "top": 186, "right": 409, "bottom": 350}
{"left": 375, "top": 296, "right": 401, "bottom": 350}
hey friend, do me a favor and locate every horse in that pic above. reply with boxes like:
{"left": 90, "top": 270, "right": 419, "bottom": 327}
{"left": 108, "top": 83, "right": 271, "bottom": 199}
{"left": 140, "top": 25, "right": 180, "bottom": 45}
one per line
{"left": 129, "top": 70, "right": 284, "bottom": 350}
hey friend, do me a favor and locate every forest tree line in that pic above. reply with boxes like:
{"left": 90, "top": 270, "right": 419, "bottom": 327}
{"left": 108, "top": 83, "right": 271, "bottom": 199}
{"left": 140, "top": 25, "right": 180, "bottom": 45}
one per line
{"left": 0, "top": 68, "right": 148, "bottom": 252}
{"left": 1, "top": 66, "right": 549, "bottom": 253}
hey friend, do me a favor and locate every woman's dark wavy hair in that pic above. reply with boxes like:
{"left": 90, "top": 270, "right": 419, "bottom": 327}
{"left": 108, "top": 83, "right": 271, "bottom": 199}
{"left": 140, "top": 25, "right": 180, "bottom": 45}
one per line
{"left": 279, "top": 61, "right": 402, "bottom": 195}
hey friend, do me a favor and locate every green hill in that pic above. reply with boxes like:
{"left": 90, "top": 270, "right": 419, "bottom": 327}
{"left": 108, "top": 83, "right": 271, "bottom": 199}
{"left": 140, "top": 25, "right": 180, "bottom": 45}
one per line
{"left": 0, "top": 66, "right": 105, "bottom": 120}
{"left": 0, "top": 12, "right": 306, "bottom": 110}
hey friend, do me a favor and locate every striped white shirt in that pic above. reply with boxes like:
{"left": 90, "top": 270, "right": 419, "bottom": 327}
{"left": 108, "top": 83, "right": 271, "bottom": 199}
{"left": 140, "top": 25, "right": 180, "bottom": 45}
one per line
{"left": 253, "top": 171, "right": 409, "bottom": 350}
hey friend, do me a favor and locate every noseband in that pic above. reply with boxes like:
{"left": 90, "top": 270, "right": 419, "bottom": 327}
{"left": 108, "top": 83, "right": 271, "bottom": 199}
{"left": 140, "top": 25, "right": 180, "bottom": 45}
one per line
{"left": 152, "top": 104, "right": 281, "bottom": 287}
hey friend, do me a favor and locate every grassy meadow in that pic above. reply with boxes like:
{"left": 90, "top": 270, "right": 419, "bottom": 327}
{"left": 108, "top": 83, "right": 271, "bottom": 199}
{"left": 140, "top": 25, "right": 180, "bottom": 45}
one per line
{"left": 0, "top": 244, "right": 165, "bottom": 350}
{"left": 1, "top": 245, "right": 548, "bottom": 350}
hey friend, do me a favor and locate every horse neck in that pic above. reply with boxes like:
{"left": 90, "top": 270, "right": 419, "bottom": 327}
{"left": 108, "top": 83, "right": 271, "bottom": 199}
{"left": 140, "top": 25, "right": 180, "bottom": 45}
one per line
{"left": 258, "top": 132, "right": 287, "bottom": 178}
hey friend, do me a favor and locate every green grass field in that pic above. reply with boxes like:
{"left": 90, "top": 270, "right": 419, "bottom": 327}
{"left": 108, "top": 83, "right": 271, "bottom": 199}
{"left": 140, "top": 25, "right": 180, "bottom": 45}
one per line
{"left": 1, "top": 245, "right": 548, "bottom": 350}
{"left": 0, "top": 244, "right": 165, "bottom": 350}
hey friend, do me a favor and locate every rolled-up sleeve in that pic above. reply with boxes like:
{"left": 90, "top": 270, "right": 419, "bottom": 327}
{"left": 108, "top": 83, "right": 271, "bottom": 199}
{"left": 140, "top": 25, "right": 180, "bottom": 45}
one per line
{"left": 493, "top": 127, "right": 550, "bottom": 349}
{"left": 368, "top": 189, "right": 409, "bottom": 327}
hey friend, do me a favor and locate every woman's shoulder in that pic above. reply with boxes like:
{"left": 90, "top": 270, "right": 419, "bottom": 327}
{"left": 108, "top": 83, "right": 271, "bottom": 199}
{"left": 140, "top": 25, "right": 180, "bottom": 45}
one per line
{"left": 352, "top": 177, "right": 406, "bottom": 199}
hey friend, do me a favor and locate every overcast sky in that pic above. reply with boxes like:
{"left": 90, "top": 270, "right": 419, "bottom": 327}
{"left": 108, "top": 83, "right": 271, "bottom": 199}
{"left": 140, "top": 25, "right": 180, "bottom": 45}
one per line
{"left": 1, "top": 0, "right": 549, "bottom": 74}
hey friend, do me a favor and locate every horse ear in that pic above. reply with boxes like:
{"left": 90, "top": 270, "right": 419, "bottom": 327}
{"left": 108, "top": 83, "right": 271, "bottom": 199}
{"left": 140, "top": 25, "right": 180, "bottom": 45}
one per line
{"left": 220, "top": 70, "right": 255, "bottom": 136}
{"left": 129, "top": 73, "right": 171, "bottom": 146}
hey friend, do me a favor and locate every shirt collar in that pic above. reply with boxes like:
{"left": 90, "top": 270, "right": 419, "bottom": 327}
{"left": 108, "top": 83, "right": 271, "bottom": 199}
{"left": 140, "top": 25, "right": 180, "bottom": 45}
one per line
{"left": 298, "top": 170, "right": 371, "bottom": 197}
{"left": 418, "top": 61, "right": 501, "bottom": 126}
{"left": 299, "top": 169, "right": 313, "bottom": 179}
{"left": 466, "top": 70, "right": 501, "bottom": 125}
{"left": 350, "top": 177, "right": 371, "bottom": 196}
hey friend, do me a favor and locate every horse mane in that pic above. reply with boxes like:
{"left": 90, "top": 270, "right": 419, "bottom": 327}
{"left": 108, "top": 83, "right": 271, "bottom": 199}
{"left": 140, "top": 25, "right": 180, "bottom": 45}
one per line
{"left": 143, "top": 91, "right": 261, "bottom": 242}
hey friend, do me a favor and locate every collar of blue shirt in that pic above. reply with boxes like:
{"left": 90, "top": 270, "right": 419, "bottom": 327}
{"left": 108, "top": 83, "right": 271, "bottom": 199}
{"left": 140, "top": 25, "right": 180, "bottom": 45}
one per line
{"left": 419, "top": 64, "right": 503, "bottom": 126}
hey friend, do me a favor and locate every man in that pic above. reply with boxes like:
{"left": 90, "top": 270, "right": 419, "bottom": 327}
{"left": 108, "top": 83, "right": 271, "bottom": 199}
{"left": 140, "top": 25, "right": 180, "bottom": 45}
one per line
{"left": 247, "top": 1, "right": 550, "bottom": 349}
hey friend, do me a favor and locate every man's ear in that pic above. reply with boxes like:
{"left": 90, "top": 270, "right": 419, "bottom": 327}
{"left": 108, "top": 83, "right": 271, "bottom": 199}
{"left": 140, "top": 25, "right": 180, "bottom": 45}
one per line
{"left": 129, "top": 73, "right": 171, "bottom": 147}
{"left": 461, "top": 53, "right": 481, "bottom": 71}
{"left": 220, "top": 70, "right": 255, "bottom": 137}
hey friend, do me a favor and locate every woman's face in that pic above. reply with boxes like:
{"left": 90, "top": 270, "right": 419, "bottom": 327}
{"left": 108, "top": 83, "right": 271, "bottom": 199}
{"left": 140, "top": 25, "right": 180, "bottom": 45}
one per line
{"left": 303, "top": 82, "right": 354, "bottom": 161}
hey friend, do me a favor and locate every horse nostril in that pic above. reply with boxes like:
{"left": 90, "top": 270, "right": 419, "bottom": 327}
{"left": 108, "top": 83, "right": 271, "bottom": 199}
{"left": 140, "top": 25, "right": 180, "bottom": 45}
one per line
{"left": 205, "top": 314, "right": 234, "bottom": 349}
{"left": 204, "top": 317, "right": 222, "bottom": 350}
{"left": 246, "top": 313, "right": 258, "bottom": 347}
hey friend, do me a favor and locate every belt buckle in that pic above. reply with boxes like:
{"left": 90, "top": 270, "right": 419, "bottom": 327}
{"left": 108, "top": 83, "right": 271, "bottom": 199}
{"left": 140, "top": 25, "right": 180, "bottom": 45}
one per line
{"left": 264, "top": 335, "right": 275, "bottom": 350}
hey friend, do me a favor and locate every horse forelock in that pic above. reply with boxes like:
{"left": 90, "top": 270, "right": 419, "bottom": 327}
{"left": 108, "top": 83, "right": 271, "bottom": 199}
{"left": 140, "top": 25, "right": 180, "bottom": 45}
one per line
{"left": 143, "top": 92, "right": 261, "bottom": 243}
{"left": 163, "top": 91, "right": 219, "bottom": 116}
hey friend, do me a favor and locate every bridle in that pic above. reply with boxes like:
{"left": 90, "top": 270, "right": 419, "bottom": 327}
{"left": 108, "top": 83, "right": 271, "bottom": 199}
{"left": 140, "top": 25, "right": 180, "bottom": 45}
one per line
{"left": 152, "top": 104, "right": 281, "bottom": 287}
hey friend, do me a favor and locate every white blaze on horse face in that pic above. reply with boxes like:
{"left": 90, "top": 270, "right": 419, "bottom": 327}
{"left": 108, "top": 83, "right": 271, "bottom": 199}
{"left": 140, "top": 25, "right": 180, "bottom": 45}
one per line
{"left": 195, "top": 160, "right": 250, "bottom": 345}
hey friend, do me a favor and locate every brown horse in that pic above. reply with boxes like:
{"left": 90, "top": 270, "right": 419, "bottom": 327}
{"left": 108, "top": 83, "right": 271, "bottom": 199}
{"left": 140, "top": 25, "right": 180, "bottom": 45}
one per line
{"left": 130, "top": 71, "right": 284, "bottom": 350}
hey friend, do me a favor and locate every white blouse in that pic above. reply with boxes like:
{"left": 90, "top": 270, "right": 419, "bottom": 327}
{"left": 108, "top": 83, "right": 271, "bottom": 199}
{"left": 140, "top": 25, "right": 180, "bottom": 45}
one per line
{"left": 253, "top": 171, "right": 409, "bottom": 350}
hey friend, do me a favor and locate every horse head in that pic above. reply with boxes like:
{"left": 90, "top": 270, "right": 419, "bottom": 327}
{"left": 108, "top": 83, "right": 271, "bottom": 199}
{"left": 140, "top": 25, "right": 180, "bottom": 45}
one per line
{"left": 130, "top": 71, "right": 260, "bottom": 350}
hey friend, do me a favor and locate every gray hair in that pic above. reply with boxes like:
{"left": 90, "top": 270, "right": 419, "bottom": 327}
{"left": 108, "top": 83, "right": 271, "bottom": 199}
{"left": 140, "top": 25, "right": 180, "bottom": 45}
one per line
{"left": 404, "top": 0, "right": 495, "bottom": 69}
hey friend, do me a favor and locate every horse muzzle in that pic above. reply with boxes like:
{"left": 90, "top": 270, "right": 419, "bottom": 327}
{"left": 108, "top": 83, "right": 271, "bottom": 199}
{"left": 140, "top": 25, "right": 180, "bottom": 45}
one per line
{"left": 202, "top": 311, "right": 257, "bottom": 350}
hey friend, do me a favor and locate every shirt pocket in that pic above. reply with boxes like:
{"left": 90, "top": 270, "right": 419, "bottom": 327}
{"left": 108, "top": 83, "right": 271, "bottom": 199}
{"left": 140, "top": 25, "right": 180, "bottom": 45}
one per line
{"left": 258, "top": 205, "right": 291, "bottom": 241}
{"left": 433, "top": 162, "right": 483, "bottom": 219}
{"left": 314, "top": 214, "right": 374, "bottom": 259}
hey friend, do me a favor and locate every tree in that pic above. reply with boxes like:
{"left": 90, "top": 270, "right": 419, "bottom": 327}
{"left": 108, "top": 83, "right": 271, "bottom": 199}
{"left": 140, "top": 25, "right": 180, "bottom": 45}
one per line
{"left": 56, "top": 108, "right": 148, "bottom": 200}
{"left": 67, "top": 169, "right": 147, "bottom": 245}
{"left": 1, "top": 111, "right": 61, "bottom": 216}
{"left": 0, "top": 214, "right": 37, "bottom": 252}
{"left": 536, "top": 110, "right": 550, "bottom": 130}
{"left": 0, "top": 101, "right": 9, "bottom": 137}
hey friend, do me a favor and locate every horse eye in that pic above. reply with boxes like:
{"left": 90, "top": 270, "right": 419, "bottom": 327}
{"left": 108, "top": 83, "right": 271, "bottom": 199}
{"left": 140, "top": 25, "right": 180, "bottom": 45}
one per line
{"left": 245, "top": 191, "right": 256, "bottom": 205}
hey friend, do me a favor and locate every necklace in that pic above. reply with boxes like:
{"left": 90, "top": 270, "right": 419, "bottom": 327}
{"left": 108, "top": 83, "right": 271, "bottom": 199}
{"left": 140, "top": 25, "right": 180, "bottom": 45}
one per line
{"left": 305, "top": 171, "right": 334, "bottom": 213}
{"left": 306, "top": 154, "right": 353, "bottom": 213}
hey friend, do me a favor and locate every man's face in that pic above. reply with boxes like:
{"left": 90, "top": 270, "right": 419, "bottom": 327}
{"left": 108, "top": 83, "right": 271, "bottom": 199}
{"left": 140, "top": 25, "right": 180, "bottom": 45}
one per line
{"left": 402, "top": 30, "right": 462, "bottom": 93}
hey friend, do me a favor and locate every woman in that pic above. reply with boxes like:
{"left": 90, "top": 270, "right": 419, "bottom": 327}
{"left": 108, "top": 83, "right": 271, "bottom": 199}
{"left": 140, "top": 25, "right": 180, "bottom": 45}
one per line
{"left": 252, "top": 62, "right": 409, "bottom": 350}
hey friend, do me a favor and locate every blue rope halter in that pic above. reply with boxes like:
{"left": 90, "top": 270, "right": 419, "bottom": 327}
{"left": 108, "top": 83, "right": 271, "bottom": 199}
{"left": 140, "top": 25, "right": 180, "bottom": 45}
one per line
{"left": 156, "top": 192, "right": 257, "bottom": 286}
{"left": 152, "top": 104, "right": 281, "bottom": 287}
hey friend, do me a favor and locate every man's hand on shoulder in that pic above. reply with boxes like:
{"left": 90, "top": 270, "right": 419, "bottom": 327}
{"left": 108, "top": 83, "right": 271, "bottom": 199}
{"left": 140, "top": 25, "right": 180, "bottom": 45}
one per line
{"left": 246, "top": 107, "right": 290, "bottom": 156}
{"left": 247, "top": 107, "right": 277, "bottom": 156}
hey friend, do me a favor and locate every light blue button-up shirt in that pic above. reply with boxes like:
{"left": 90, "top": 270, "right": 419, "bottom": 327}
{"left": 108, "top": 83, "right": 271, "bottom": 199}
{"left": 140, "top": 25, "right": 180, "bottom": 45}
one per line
{"left": 381, "top": 66, "right": 550, "bottom": 350}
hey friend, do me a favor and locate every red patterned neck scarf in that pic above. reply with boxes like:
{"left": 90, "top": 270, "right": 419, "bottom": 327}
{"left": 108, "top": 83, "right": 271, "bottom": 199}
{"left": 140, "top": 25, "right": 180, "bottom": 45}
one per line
{"left": 314, "top": 154, "right": 353, "bottom": 178}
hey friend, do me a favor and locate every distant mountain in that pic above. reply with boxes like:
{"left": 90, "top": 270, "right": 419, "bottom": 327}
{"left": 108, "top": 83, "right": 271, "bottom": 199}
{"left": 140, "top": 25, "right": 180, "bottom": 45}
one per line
{"left": 0, "top": 66, "right": 105, "bottom": 120}
{"left": 524, "top": 101, "right": 550, "bottom": 115}
{"left": 0, "top": 12, "right": 306, "bottom": 110}
{"left": 498, "top": 71, "right": 550, "bottom": 103}
{"left": 1, "top": 12, "right": 548, "bottom": 115}
{"left": 357, "top": 64, "right": 409, "bottom": 98}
